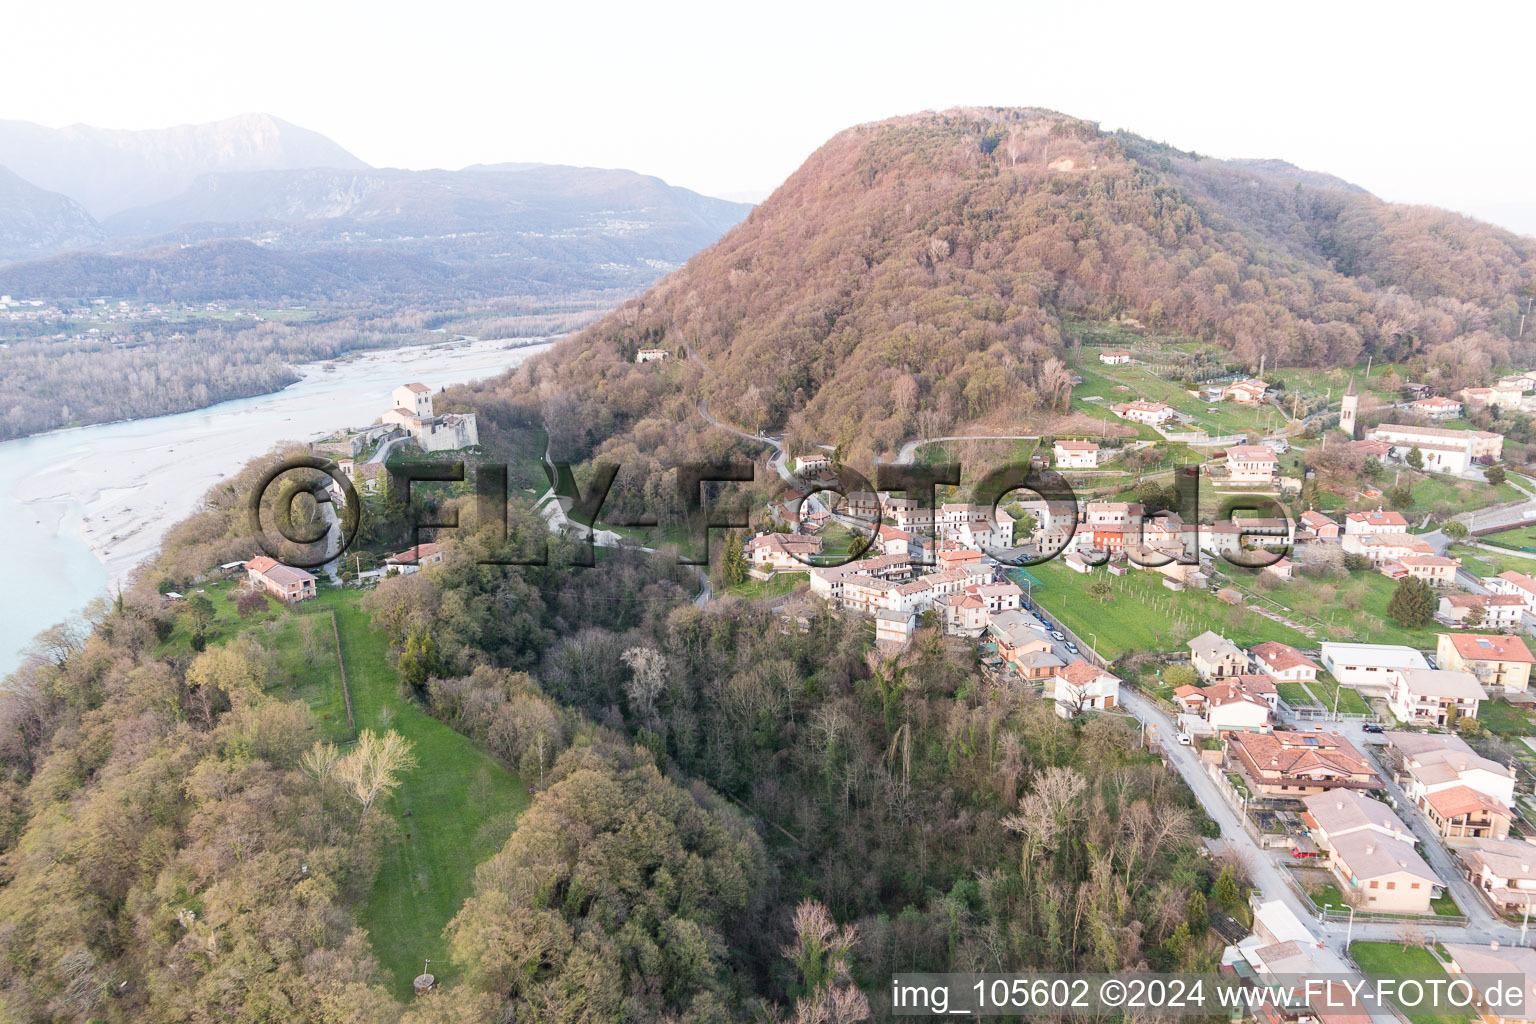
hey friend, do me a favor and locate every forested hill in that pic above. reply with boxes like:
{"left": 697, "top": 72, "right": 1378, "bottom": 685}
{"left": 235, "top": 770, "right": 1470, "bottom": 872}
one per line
{"left": 510, "top": 107, "right": 1536, "bottom": 462}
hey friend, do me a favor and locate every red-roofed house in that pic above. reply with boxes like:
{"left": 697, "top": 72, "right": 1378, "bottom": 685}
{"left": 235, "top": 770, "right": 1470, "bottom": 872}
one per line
{"left": 1251, "top": 641, "right": 1321, "bottom": 684}
{"left": 1436, "top": 633, "right": 1536, "bottom": 694}
{"left": 1224, "top": 445, "right": 1278, "bottom": 485}
{"left": 1052, "top": 660, "right": 1120, "bottom": 718}
{"left": 246, "top": 555, "right": 317, "bottom": 603}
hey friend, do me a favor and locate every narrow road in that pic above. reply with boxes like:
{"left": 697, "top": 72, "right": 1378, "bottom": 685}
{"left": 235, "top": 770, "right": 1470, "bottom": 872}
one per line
{"left": 894, "top": 434, "right": 1039, "bottom": 465}
{"left": 696, "top": 399, "right": 797, "bottom": 485}
{"left": 1114, "top": 688, "right": 1525, "bottom": 953}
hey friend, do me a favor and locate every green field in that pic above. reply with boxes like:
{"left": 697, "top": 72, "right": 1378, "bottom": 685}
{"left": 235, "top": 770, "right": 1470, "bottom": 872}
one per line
{"left": 1070, "top": 360, "right": 1284, "bottom": 437}
{"left": 175, "top": 582, "right": 530, "bottom": 995}
{"left": 1477, "top": 699, "right": 1536, "bottom": 736}
{"left": 1014, "top": 559, "right": 1312, "bottom": 659}
{"left": 1448, "top": 544, "right": 1536, "bottom": 578}
{"left": 1261, "top": 572, "right": 1458, "bottom": 648}
{"left": 1304, "top": 676, "right": 1372, "bottom": 715}
{"left": 315, "top": 591, "right": 531, "bottom": 998}
{"left": 1350, "top": 942, "right": 1473, "bottom": 1024}
{"left": 1483, "top": 523, "right": 1536, "bottom": 552}
{"left": 727, "top": 571, "right": 806, "bottom": 600}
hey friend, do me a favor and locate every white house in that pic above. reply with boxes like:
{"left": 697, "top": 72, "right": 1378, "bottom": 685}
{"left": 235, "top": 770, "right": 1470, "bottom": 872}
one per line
{"left": 1111, "top": 400, "right": 1176, "bottom": 426}
{"left": 875, "top": 609, "right": 917, "bottom": 647}
{"left": 1319, "top": 642, "right": 1429, "bottom": 691}
{"left": 1391, "top": 733, "right": 1517, "bottom": 809}
{"left": 1483, "top": 571, "right": 1536, "bottom": 614}
{"left": 1440, "top": 594, "right": 1527, "bottom": 629}
{"left": 1343, "top": 509, "right": 1409, "bottom": 535}
{"left": 1099, "top": 350, "right": 1131, "bottom": 365}
{"left": 1052, "top": 660, "right": 1120, "bottom": 718}
{"left": 1251, "top": 641, "right": 1321, "bottom": 684}
{"left": 1409, "top": 396, "right": 1462, "bottom": 419}
{"left": 1387, "top": 668, "right": 1488, "bottom": 727}
{"left": 635, "top": 348, "right": 669, "bottom": 363}
{"left": 1053, "top": 439, "right": 1101, "bottom": 469}
{"left": 1223, "top": 378, "right": 1269, "bottom": 404}
{"left": 1204, "top": 684, "right": 1273, "bottom": 733}
{"left": 1455, "top": 839, "right": 1536, "bottom": 914}
{"left": 744, "top": 533, "right": 822, "bottom": 570}
{"left": 1223, "top": 445, "right": 1278, "bottom": 485}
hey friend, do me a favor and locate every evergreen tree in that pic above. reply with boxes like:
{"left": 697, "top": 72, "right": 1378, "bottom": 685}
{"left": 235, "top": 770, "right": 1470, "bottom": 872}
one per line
{"left": 1387, "top": 576, "right": 1436, "bottom": 627}
{"left": 1214, "top": 866, "right": 1241, "bottom": 906}
{"left": 721, "top": 529, "right": 749, "bottom": 587}
{"left": 1406, "top": 445, "right": 1424, "bottom": 470}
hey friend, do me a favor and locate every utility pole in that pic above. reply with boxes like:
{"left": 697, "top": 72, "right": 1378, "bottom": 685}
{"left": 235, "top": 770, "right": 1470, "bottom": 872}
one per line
{"left": 1365, "top": 355, "right": 1373, "bottom": 378}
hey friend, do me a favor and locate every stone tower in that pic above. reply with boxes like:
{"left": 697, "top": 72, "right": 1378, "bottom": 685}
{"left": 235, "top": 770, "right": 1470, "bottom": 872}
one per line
{"left": 1339, "top": 376, "right": 1358, "bottom": 438}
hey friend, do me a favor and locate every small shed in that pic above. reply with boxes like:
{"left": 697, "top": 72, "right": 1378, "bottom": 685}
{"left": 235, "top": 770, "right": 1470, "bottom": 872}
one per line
{"left": 413, "top": 974, "right": 435, "bottom": 996}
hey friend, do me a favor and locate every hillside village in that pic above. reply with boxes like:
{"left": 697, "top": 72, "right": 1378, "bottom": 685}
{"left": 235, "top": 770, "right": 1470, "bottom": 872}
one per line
{"left": 200, "top": 347, "right": 1536, "bottom": 1018}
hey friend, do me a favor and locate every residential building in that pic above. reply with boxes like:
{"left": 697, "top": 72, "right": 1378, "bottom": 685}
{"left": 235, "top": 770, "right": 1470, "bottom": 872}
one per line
{"left": 1224, "top": 445, "right": 1279, "bottom": 485}
{"left": 796, "top": 453, "right": 833, "bottom": 474}
{"left": 933, "top": 593, "right": 988, "bottom": 634}
{"left": 635, "top": 348, "right": 668, "bottom": 363}
{"left": 1320, "top": 642, "right": 1429, "bottom": 690}
{"left": 1442, "top": 943, "right": 1536, "bottom": 1024}
{"left": 967, "top": 580, "right": 1023, "bottom": 613}
{"left": 1391, "top": 732, "right": 1517, "bottom": 811}
{"left": 245, "top": 555, "right": 317, "bottom": 603}
{"left": 1252, "top": 641, "right": 1321, "bottom": 684}
{"left": 1326, "top": 830, "right": 1439, "bottom": 913}
{"left": 1390, "top": 553, "right": 1460, "bottom": 588}
{"left": 1421, "top": 787, "right": 1513, "bottom": 843}
{"left": 1298, "top": 510, "right": 1340, "bottom": 541}
{"left": 385, "top": 542, "right": 445, "bottom": 574}
{"left": 1343, "top": 509, "right": 1409, "bottom": 535}
{"left": 1053, "top": 439, "right": 1101, "bottom": 468}
{"left": 744, "top": 533, "right": 823, "bottom": 570}
{"left": 1409, "top": 396, "right": 1462, "bottom": 419}
{"left": 1302, "top": 789, "right": 1414, "bottom": 849}
{"left": 1436, "top": 633, "right": 1536, "bottom": 694}
{"left": 1224, "top": 378, "right": 1269, "bottom": 404}
{"left": 874, "top": 524, "right": 912, "bottom": 556}
{"left": 1440, "top": 594, "right": 1527, "bottom": 629}
{"left": 1341, "top": 532, "right": 1436, "bottom": 566}
{"left": 875, "top": 609, "right": 917, "bottom": 647}
{"left": 1205, "top": 684, "right": 1273, "bottom": 733}
{"left": 1227, "top": 731, "right": 1381, "bottom": 797}
{"left": 1111, "top": 400, "right": 1176, "bottom": 426}
{"left": 1456, "top": 839, "right": 1536, "bottom": 913}
{"left": 1099, "top": 350, "right": 1131, "bottom": 365}
{"left": 988, "top": 611, "right": 1062, "bottom": 678}
{"left": 1052, "top": 660, "right": 1120, "bottom": 718}
{"left": 1484, "top": 571, "right": 1536, "bottom": 614}
{"left": 1386, "top": 668, "right": 1488, "bottom": 726}
{"left": 1173, "top": 685, "right": 1208, "bottom": 713}
{"left": 1189, "top": 630, "right": 1249, "bottom": 680}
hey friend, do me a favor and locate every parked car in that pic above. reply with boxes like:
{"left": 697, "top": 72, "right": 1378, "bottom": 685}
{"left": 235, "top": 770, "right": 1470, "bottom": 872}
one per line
{"left": 1362, "top": 723, "right": 1385, "bottom": 734}
{"left": 1050, "top": 631, "right": 1066, "bottom": 642}
{"left": 1177, "top": 733, "right": 1193, "bottom": 746}
{"left": 1065, "top": 642, "right": 1079, "bottom": 654}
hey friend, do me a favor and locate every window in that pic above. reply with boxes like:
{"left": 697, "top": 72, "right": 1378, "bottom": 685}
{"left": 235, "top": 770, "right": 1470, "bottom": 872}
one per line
{"left": 1369, "top": 881, "right": 1379, "bottom": 889}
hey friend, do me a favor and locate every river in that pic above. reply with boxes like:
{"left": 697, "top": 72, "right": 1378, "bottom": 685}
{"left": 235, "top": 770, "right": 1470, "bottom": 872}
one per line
{"left": 0, "top": 335, "right": 552, "bottom": 678}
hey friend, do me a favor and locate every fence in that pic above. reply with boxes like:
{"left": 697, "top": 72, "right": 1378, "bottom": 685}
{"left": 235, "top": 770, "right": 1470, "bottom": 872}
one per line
{"left": 297, "top": 601, "right": 356, "bottom": 734}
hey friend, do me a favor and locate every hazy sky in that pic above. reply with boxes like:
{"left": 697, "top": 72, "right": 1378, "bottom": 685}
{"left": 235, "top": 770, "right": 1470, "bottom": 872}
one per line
{"left": 5, "top": 0, "right": 1534, "bottom": 233}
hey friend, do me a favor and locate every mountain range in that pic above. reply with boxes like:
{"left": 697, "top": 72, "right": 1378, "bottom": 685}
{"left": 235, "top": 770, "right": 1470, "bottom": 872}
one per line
{"left": 0, "top": 115, "right": 752, "bottom": 300}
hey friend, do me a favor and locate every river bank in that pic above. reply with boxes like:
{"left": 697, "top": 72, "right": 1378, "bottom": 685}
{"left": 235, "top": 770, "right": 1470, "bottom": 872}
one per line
{"left": 0, "top": 335, "right": 551, "bottom": 678}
